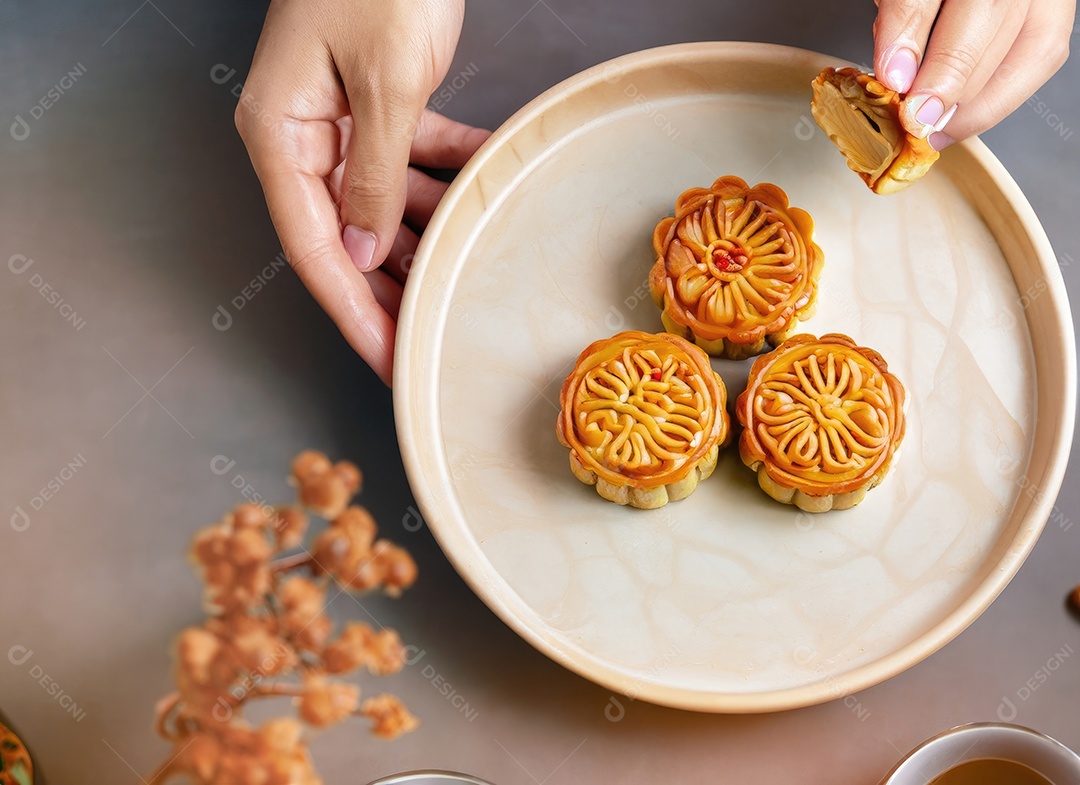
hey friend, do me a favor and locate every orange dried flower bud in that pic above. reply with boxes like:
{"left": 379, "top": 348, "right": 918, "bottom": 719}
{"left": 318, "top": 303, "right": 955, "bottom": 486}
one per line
{"left": 266, "top": 755, "right": 318, "bottom": 785}
{"left": 258, "top": 717, "right": 303, "bottom": 754}
{"left": 343, "top": 558, "right": 384, "bottom": 592}
{"left": 310, "top": 528, "right": 350, "bottom": 578}
{"left": 228, "top": 529, "right": 273, "bottom": 567}
{"left": 233, "top": 564, "right": 272, "bottom": 605}
{"left": 218, "top": 724, "right": 260, "bottom": 754}
{"left": 322, "top": 622, "right": 375, "bottom": 674}
{"left": 212, "top": 753, "right": 267, "bottom": 785}
{"left": 207, "top": 656, "right": 242, "bottom": 694}
{"left": 372, "top": 541, "right": 418, "bottom": 596}
{"left": 291, "top": 452, "right": 361, "bottom": 519}
{"left": 233, "top": 503, "right": 270, "bottom": 530}
{"left": 204, "top": 561, "right": 235, "bottom": 591}
{"left": 298, "top": 678, "right": 359, "bottom": 728}
{"left": 279, "top": 576, "right": 328, "bottom": 651}
{"left": 332, "top": 507, "right": 377, "bottom": 553}
{"left": 292, "top": 615, "right": 332, "bottom": 653}
{"left": 279, "top": 576, "right": 324, "bottom": 618}
{"left": 333, "top": 461, "right": 362, "bottom": 493}
{"left": 367, "top": 629, "right": 406, "bottom": 676}
{"left": 273, "top": 507, "right": 309, "bottom": 551}
{"left": 299, "top": 473, "right": 351, "bottom": 519}
{"left": 292, "top": 450, "right": 332, "bottom": 482}
{"left": 191, "top": 527, "right": 228, "bottom": 565}
{"left": 177, "top": 627, "right": 220, "bottom": 685}
{"left": 231, "top": 627, "right": 293, "bottom": 675}
{"left": 360, "top": 694, "right": 419, "bottom": 740}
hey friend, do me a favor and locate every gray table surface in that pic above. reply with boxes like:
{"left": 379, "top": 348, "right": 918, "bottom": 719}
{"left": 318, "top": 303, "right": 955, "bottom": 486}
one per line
{"left": 2, "top": 2, "right": 1079, "bottom": 783}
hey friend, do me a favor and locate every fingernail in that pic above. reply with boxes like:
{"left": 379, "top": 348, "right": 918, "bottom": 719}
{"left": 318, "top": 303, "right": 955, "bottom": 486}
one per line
{"left": 929, "top": 131, "right": 955, "bottom": 151}
{"left": 933, "top": 103, "right": 958, "bottom": 132}
{"left": 884, "top": 47, "right": 918, "bottom": 94}
{"left": 914, "top": 94, "right": 945, "bottom": 126}
{"left": 343, "top": 225, "right": 378, "bottom": 272}
{"left": 905, "top": 94, "right": 956, "bottom": 139}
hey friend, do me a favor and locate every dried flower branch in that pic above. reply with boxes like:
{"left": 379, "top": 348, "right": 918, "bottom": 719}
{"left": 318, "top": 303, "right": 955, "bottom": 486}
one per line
{"left": 151, "top": 451, "right": 419, "bottom": 784}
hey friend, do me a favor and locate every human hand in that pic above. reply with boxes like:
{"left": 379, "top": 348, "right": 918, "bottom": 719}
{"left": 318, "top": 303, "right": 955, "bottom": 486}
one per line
{"left": 872, "top": 0, "right": 1075, "bottom": 149}
{"left": 236, "top": 0, "right": 491, "bottom": 385}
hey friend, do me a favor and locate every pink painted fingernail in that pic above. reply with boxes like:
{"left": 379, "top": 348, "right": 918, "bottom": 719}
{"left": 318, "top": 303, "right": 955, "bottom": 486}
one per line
{"left": 933, "top": 103, "right": 958, "bottom": 132}
{"left": 343, "top": 225, "right": 377, "bottom": 272}
{"left": 929, "top": 131, "right": 955, "bottom": 151}
{"left": 884, "top": 47, "right": 918, "bottom": 94}
{"left": 915, "top": 94, "right": 945, "bottom": 126}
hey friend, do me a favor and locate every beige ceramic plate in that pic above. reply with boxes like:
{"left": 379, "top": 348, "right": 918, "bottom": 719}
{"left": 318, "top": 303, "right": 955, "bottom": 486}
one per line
{"left": 395, "top": 43, "right": 1075, "bottom": 712}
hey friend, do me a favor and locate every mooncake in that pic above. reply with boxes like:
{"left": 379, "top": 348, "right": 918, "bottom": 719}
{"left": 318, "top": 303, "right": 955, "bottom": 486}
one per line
{"left": 811, "top": 67, "right": 940, "bottom": 194}
{"left": 557, "top": 330, "right": 730, "bottom": 509}
{"left": 650, "top": 175, "right": 823, "bottom": 360}
{"left": 736, "top": 333, "right": 906, "bottom": 512}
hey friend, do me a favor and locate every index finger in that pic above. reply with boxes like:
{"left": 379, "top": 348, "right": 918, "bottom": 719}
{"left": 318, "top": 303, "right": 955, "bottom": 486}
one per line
{"left": 898, "top": 0, "right": 1012, "bottom": 138}
{"left": 256, "top": 165, "right": 396, "bottom": 385}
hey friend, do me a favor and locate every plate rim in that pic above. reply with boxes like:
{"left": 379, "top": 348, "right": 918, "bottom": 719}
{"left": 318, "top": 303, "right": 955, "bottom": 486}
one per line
{"left": 394, "top": 41, "right": 1077, "bottom": 712}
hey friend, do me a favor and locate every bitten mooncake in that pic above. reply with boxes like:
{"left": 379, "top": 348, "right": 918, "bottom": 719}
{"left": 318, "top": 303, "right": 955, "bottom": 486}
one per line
{"left": 557, "top": 330, "right": 730, "bottom": 509}
{"left": 650, "top": 175, "right": 823, "bottom": 361}
{"left": 811, "top": 67, "right": 940, "bottom": 194}
{"left": 736, "top": 333, "right": 906, "bottom": 513}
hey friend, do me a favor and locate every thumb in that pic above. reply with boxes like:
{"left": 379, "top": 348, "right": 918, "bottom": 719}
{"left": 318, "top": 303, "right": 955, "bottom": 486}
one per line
{"left": 339, "top": 85, "right": 422, "bottom": 273}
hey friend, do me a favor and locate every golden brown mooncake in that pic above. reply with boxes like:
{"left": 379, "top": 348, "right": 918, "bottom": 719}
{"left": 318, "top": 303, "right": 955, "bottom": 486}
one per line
{"left": 736, "top": 333, "right": 906, "bottom": 513}
{"left": 556, "top": 330, "right": 730, "bottom": 509}
{"left": 811, "top": 67, "right": 939, "bottom": 195}
{"left": 649, "top": 175, "right": 823, "bottom": 361}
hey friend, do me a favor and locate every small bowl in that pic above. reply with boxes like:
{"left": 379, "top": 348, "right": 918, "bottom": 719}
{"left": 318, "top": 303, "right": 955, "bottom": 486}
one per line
{"left": 880, "top": 723, "right": 1080, "bottom": 784}
{"left": 365, "top": 772, "right": 495, "bottom": 785}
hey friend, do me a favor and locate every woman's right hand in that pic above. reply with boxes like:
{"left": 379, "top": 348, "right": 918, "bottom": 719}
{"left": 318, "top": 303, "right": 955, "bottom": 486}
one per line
{"left": 872, "top": 0, "right": 1074, "bottom": 148}
{"left": 236, "top": 0, "right": 491, "bottom": 385}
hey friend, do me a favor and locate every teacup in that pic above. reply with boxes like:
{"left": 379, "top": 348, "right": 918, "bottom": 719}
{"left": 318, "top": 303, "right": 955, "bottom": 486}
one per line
{"left": 880, "top": 723, "right": 1080, "bottom": 784}
{"left": 365, "top": 772, "right": 495, "bottom": 785}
